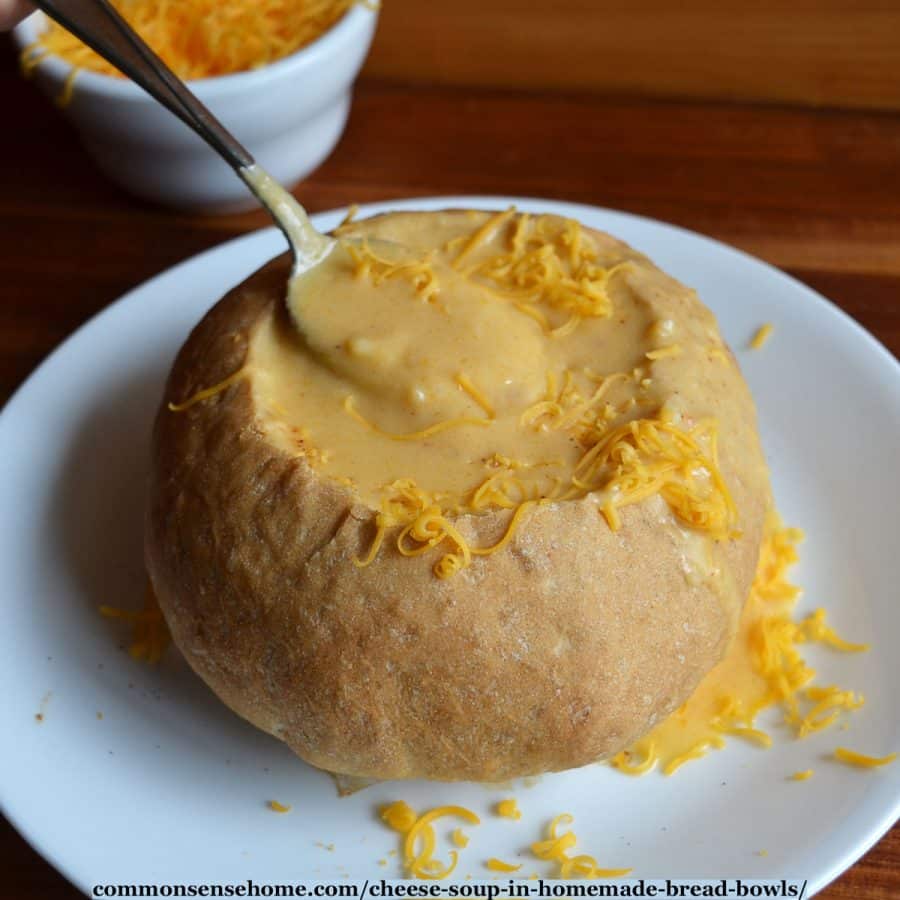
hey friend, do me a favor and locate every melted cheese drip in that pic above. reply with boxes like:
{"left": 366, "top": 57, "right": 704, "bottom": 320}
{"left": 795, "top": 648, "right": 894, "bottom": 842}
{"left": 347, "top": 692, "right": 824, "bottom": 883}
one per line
{"left": 610, "top": 514, "right": 871, "bottom": 776}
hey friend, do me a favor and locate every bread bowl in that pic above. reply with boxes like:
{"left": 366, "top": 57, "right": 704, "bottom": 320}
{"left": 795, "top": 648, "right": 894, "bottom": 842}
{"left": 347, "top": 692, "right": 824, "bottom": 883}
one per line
{"left": 145, "top": 208, "right": 770, "bottom": 782}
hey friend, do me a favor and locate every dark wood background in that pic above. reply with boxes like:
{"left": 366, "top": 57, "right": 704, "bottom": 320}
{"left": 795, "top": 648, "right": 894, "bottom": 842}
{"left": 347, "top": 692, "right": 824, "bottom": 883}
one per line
{"left": 1, "top": 1, "right": 898, "bottom": 895}
{"left": 365, "top": 0, "right": 900, "bottom": 111}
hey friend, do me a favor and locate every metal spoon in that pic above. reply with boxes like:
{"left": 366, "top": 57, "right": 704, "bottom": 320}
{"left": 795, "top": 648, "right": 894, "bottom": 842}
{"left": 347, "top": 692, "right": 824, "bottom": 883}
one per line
{"left": 31, "top": 0, "right": 337, "bottom": 280}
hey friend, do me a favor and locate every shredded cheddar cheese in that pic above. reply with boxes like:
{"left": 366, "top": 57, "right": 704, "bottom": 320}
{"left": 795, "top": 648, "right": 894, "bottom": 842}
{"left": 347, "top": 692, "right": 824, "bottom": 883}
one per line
{"left": 752, "top": 520, "right": 803, "bottom": 601}
{"left": 353, "top": 473, "right": 544, "bottom": 580}
{"left": 345, "top": 239, "right": 441, "bottom": 305}
{"left": 381, "top": 802, "right": 480, "bottom": 880}
{"left": 834, "top": 748, "right": 897, "bottom": 769}
{"left": 750, "top": 323, "right": 774, "bottom": 350}
{"left": 795, "top": 686, "right": 864, "bottom": 738}
{"left": 352, "top": 479, "right": 467, "bottom": 578}
{"left": 610, "top": 740, "right": 657, "bottom": 776}
{"left": 519, "top": 369, "right": 629, "bottom": 436}
{"left": 456, "top": 374, "right": 496, "bottom": 419}
{"left": 19, "top": 43, "right": 47, "bottom": 78}
{"left": 27, "top": 0, "right": 371, "bottom": 84}
{"left": 662, "top": 736, "right": 726, "bottom": 775}
{"left": 100, "top": 585, "right": 170, "bottom": 664}
{"left": 454, "top": 209, "right": 631, "bottom": 333}
{"left": 355, "top": 408, "right": 737, "bottom": 576}
{"left": 356, "top": 364, "right": 737, "bottom": 579}
{"left": 268, "top": 800, "right": 292, "bottom": 813}
{"left": 575, "top": 416, "right": 737, "bottom": 541}
{"left": 336, "top": 204, "right": 360, "bottom": 231}
{"left": 55, "top": 67, "right": 79, "bottom": 108}
{"left": 451, "top": 829, "right": 470, "bottom": 849}
{"left": 381, "top": 801, "right": 418, "bottom": 833}
{"left": 486, "top": 859, "right": 522, "bottom": 872}
{"left": 451, "top": 208, "right": 518, "bottom": 269}
{"left": 797, "top": 609, "right": 869, "bottom": 653}
{"left": 530, "top": 814, "right": 631, "bottom": 879}
{"left": 168, "top": 367, "right": 247, "bottom": 412}
{"left": 713, "top": 723, "right": 772, "bottom": 747}
{"left": 496, "top": 799, "right": 522, "bottom": 820}
{"left": 791, "top": 769, "right": 814, "bottom": 781}
{"left": 343, "top": 395, "right": 490, "bottom": 442}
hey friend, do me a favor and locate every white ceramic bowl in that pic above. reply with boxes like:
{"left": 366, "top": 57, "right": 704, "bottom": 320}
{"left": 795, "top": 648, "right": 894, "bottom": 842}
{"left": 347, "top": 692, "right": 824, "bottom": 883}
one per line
{"left": 12, "top": 6, "right": 378, "bottom": 212}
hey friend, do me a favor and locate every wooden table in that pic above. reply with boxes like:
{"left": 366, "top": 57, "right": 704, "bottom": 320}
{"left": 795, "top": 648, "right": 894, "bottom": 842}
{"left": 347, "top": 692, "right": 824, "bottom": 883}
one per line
{"left": 1, "top": 38, "right": 898, "bottom": 899}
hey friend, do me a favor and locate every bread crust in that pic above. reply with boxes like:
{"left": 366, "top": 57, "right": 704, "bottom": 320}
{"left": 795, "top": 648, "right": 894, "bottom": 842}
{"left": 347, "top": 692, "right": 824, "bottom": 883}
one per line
{"left": 145, "top": 213, "right": 769, "bottom": 781}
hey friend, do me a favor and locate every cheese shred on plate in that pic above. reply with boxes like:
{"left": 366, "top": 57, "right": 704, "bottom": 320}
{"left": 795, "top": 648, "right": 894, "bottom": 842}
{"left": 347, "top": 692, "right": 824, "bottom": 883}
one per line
{"left": 99, "top": 585, "right": 170, "bottom": 664}
{"left": 451, "top": 829, "right": 470, "bottom": 849}
{"left": 485, "top": 858, "right": 522, "bottom": 872}
{"left": 379, "top": 806, "right": 629, "bottom": 881}
{"left": 380, "top": 802, "right": 480, "bottom": 880}
{"left": 23, "top": 0, "right": 374, "bottom": 90}
{"left": 496, "top": 798, "right": 522, "bottom": 820}
{"left": 833, "top": 748, "right": 897, "bottom": 769}
{"left": 530, "top": 814, "right": 632, "bottom": 879}
{"left": 749, "top": 323, "right": 774, "bottom": 350}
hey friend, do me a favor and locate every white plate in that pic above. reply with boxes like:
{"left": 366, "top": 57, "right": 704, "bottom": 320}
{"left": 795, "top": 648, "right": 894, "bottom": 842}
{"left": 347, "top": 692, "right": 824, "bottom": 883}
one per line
{"left": 2, "top": 196, "right": 898, "bottom": 896}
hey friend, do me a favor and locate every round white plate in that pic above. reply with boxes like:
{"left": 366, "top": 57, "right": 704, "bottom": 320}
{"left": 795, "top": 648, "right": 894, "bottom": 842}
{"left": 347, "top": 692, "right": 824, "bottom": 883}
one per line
{"left": 2, "top": 197, "right": 898, "bottom": 896}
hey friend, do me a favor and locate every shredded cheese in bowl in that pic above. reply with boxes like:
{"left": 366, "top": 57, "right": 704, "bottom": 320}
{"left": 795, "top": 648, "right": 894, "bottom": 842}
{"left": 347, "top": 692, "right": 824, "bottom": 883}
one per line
{"left": 23, "top": 0, "right": 375, "bottom": 82}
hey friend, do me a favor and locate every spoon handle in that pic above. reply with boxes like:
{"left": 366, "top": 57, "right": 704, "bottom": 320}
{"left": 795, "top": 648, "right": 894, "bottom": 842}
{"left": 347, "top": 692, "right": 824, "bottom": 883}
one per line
{"left": 30, "top": 0, "right": 334, "bottom": 265}
{"left": 32, "top": 0, "right": 254, "bottom": 171}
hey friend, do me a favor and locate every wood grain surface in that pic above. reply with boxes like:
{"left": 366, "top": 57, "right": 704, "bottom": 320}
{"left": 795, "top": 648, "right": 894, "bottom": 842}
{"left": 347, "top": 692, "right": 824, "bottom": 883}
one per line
{"left": 364, "top": 0, "right": 900, "bottom": 111}
{"left": 0, "top": 32, "right": 898, "bottom": 899}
